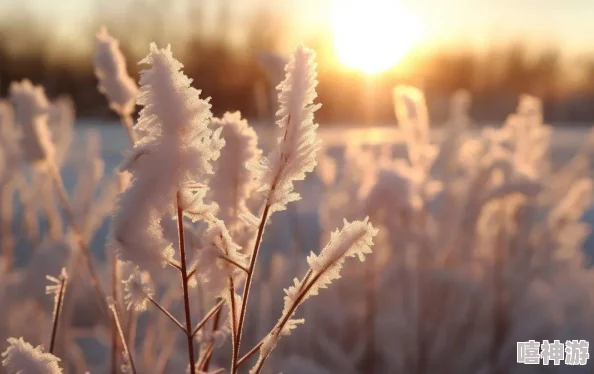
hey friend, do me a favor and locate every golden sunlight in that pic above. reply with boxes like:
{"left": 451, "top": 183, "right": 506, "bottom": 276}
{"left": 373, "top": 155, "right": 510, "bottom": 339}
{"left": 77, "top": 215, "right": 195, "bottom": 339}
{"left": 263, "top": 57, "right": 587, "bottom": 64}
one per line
{"left": 331, "top": 0, "right": 422, "bottom": 74}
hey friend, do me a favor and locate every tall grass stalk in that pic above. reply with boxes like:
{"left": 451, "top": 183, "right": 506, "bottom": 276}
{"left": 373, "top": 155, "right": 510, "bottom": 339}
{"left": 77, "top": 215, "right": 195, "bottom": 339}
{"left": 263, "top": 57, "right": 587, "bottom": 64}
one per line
{"left": 233, "top": 204, "right": 270, "bottom": 372}
{"left": 176, "top": 191, "right": 197, "bottom": 374}
{"left": 109, "top": 300, "right": 137, "bottom": 374}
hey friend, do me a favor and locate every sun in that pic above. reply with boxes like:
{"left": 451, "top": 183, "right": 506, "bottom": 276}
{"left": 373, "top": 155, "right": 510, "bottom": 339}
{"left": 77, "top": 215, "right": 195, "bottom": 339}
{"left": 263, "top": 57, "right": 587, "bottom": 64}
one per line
{"left": 331, "top": 0, "right": 422, "bottom": 74}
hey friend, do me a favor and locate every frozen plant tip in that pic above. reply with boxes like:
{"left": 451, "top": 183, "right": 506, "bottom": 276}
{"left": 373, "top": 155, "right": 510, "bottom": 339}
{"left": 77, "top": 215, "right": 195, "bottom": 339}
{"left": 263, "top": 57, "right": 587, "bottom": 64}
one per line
{"left": 233, "top": 46, "right": 321, "bottom": 373}
{"left": 1, "top": 337, "right": 63, "bottom": 374}
{"left": 248, "top": 46, "right": 321, "bottom": 213}
{"left": 93, "top": 26, "right": 138, "bottom": 117}
{"left": 210, "top": 112, "right": 261, "bottom": 228}
{"left": 393, "top": 85, "right": 433, "bottom": 169}
{"left": 305, "top": 217, "right": 377, "bottom": 278}
{"left": 48, "top": 96, "right": 75, "bottom": 166}
{"left": 112, "top": 43, "right": 224, "bottom": 272}
{"left": 9, "top": 80, "right": 55, "bottom": 165}
{"left": 46, "top": 268, "right": 68, "bottom": 354}
{"left": 249, "top": 218, "right": 378, "bottom": 373}
{"left": 123, "top": 267, "right": 154, "bottom": 312}
{"left": 204, "top": 218, "right": 247, "bottom": 274}
{"left": 112, "top": 43, "right": 227, "bottom": 374}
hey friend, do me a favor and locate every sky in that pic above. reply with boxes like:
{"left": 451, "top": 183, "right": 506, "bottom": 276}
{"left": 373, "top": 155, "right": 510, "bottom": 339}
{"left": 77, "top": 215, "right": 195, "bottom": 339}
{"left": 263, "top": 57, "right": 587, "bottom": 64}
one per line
{"left": 1, "top": 0, "right": 593, "bottom": 57}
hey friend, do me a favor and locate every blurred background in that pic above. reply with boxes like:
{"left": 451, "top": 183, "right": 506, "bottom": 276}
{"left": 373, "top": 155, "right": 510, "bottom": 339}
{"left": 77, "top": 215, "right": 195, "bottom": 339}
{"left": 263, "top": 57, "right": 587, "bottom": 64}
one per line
{"left": 2, "top": 0, "right": 594, "bottom": 125}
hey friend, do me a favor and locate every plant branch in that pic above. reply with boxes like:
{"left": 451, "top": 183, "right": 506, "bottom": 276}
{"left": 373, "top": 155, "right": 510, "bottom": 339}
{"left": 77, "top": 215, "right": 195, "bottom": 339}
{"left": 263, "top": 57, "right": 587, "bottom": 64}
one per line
{"left": 219, "top": 255, "right": 249, "bottom": 274}
{"left": 111, "top": 253, "right": 120, "bottom": 374}
{"left": 168, "top": 259, "right": 182, "bottom": 272}
{"left": 197, "top": 344, "right": 215, "bottom": 371}
{"left": 232, "top": 204, "right": 271, "bottom": 373}
{"left": 250, "top": 269, "right": 317, "bottom": 374}
{"left": 146, "top": 294, "right": 186, "bottom": 335}
{"left": 191, "top": 299, "right": 225, "bottom": 338}
{"left": 229, "top": 276, "right": 239, "bottom": 370}
{"left": 187, "top": 267, "right": 197, "bottom": 279}
{"left": 49, "top": 272, "right": 67, "bottom": 354}
{"left": 177, "top": 191, "right": 197, "bottom": 374}
{"left": 109, "top": 302, "right": 137, "bottom": 374}
{"left": 202, "top": 306, "right": 223, "bottom": 372}
{"left": 237, "top": 341, "right": 263, "bottom": 367}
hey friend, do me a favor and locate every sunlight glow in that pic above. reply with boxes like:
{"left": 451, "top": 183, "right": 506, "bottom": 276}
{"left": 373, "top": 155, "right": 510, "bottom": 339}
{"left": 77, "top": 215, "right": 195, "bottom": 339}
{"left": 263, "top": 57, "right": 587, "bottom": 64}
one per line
{"left": 331, "top": 0, "right": 423, "bottom": 74}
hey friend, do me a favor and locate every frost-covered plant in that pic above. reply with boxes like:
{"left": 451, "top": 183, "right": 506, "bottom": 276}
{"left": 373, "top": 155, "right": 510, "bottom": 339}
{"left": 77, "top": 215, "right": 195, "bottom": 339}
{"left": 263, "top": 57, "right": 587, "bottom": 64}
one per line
{"left": 112, "top": 42, "right": 226, "bottom": 374}
{"left": 93, "top": 27, "right": 138, "bottom": 119}
{"left": 7, "top": 80, "right": 108, "bottom": 314}
{"left": 248, "top": 46, "right": 321, "bottom": 214}
{"left": 1, "top": 337, "right": 63, "bottom": 374}
{"left": 45, "top": 269, "right": 68, "bottom": 354}
{"left": 47, "top": 96, "right": 75, "bottom": 167}
{"left": 112, "top": 42, "right": 223, "bottom": 271}
{"left": 1, "top": 268, "right": 68, "bottom": 374}
{"left": 210, "top": 111, "right": 261, "bottom": 237}
{"left": 10, "top": 27, "right": 591, "bottom": 374}
{"left": 9, "top": 81, "right": 54, "bottom": 166}
{"left": 249, "top": 218, "right": 377, "bottom": 373}
{"left": 107, "top": 43, "right": 377, "bottom": 374}
{"left": 93, "top": 26, "right": 139, "bottom": 150}
{"left": 122, "top": 268, "right": 154, "bottom": 312}
{"left": 231, "top": 45, "right": 322, "bottom": 372}
{"left": 279, "top": 88, "right": 594, "bottom": 374}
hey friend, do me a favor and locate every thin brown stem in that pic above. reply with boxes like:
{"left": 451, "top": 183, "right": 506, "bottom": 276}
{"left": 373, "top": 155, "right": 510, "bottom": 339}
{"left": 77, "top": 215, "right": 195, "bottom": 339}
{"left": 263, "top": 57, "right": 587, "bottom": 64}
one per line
{"left": 177, "top": 191, "right": 197, "bottom": 374}
{"left": 229, "top": 277, "right": 239, "bottom": 371}
{"left": 202, "top": 307, "right": 223, "bottom": 372}
{"left": 191, "top": 299, "right": 225, "bottom": 338}
{"left": 233, "top": 204, "right": 271, "bottom": 373}
{"left": 110, "top": 253, "right": 120, "bottom": 374}
{"left": 168, "top": 259, "right": 182, "bottom": 272}
{"left": 116, "top": 110, "right": 136, "bottom": 366}
{"left": 48, "top": 165, "right": 108, "bottom": 314}
{"left": 242, "top": 269, "right": 312, "bottom": 368}
{"left": 146, "top": 295, "right": 186, "bottom": 334}
{"left": 197, "top": 344, "right": 215, "bottom": 371}
{"left": 109, "top": 302, "right": 137, "bottom": 374}
{"left": 219, "top": 255, "right": 249, "bottom": 274}
{"left": 250, "top": 269, "right": 318, "bottom": 374}
{"left": 237, "top": 341, "right": 263, "bottom": 367}
{"left": 187, "top": 267, "right": 197, "bottom": 279}
{"left": 49, "top": 272, "right": 67, "bottom": 354}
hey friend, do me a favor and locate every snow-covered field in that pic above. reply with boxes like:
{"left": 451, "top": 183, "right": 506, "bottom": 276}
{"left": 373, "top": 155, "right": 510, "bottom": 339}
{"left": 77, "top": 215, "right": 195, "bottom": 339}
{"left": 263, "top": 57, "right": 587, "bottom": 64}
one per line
{"left": 72, "top": 121, "right": 594, "bottom": 259}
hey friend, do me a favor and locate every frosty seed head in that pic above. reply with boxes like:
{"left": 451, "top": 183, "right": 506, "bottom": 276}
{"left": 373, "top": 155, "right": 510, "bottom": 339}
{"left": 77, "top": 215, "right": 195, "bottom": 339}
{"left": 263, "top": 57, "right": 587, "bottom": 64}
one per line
{"left": 93, "top": 26, "right": 138, "bottom": 116}
{"left": 9, "top": 80, "right": 55, "bottom": 165}
{"left": 1, "top": 337, "right": 63, "bottom": 374}
{"left": 123, "top": 267, "right": 154, "bottom": 312}
{"left": 248, "top": 46, "right": 321, "bottom": 213}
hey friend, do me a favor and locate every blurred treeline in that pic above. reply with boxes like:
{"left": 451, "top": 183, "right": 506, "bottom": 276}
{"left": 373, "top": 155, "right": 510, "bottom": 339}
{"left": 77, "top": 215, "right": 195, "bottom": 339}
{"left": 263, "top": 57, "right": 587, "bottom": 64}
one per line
{"left": 2, "top": 0, "right": 594, "bottom": 125}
